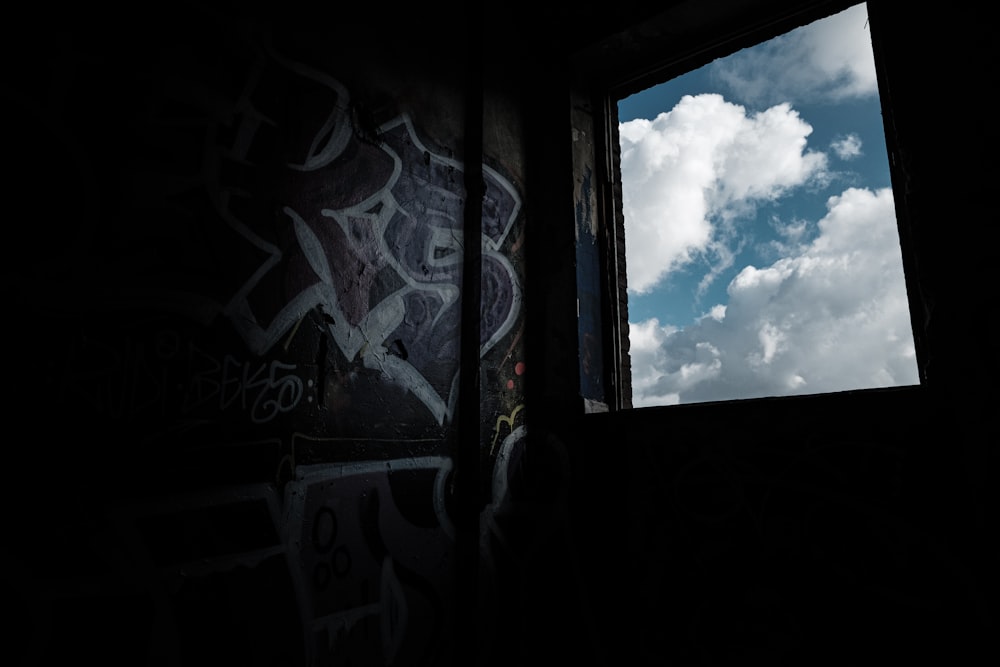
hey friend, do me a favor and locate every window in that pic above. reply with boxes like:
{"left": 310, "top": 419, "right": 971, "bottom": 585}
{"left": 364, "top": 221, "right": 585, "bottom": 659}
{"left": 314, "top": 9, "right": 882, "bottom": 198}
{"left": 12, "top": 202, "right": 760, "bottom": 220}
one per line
{"left": 572, "top": 0, "right": 924, "bottom": 410}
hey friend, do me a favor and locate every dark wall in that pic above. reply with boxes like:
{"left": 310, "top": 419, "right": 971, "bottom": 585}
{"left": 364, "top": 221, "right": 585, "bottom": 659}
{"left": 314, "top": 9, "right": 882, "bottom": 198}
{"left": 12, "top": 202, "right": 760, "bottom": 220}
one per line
{"left": 2, "top": 4, "right": 531, "bottom": 665}
{"left": 1, "top": 1, "right": 995, "bottom": 666}
{"left": 558, "top": 0, "right": 998, "bottom": 664}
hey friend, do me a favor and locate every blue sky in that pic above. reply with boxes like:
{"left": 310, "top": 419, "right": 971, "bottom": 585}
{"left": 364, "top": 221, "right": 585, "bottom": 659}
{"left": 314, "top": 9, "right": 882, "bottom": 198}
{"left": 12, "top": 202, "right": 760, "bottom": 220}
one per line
{"left": 617, "top": 2, "right": 919, "bottom": 407}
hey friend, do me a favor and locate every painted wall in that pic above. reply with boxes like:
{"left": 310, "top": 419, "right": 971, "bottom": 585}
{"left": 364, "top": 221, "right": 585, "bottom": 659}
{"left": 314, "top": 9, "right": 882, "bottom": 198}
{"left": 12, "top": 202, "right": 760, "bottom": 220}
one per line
{"left": 2, "top": 2, "right": 994, "bottom": 666}
{"left": 2, "top": 6, "right": 532, "bottom": 666}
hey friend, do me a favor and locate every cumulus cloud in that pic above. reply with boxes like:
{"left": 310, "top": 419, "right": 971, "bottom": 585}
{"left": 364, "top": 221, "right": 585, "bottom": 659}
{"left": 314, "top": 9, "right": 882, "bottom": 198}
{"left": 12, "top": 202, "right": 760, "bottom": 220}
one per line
{"left": 629, "top": 186, "right": 919, "bottom": 407}
{"left": 710, "top": 3, "right": 877, "bottom": 108}
{"left": 831, "top": 133, "right": 863, "bottom": 159}
{"left": 628, "top": 318, "right": 681, "bottom": 407}
{"left": 619, "top": 93, "right": 828, "bottom": 294}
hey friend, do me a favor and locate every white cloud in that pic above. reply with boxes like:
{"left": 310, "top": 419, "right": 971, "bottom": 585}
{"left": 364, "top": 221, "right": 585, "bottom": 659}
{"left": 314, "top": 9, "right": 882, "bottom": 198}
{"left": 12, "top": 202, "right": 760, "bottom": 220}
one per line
{"left": 760, "top": 215, "right": 810, "bottom": 260}
{"left": 619, "top": 93, "right": 827, "bottom": 294}
{"left": 628, "top": 318, "right": 681, "bottom": 407}
{"left": 629, "top": 186, "right": 919, "bottom": 406}
{"left": 710, "top": 3, "right": 877, "bottom": 107}
{"left": 831, "top": 133, "right": 863, "bottom": 159}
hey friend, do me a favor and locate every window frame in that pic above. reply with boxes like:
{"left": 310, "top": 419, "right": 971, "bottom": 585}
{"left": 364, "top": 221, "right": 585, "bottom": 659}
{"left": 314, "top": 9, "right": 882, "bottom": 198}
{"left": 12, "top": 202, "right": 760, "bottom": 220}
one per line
{"left": 569, "top": 0, "right": 928, "bottom": 413}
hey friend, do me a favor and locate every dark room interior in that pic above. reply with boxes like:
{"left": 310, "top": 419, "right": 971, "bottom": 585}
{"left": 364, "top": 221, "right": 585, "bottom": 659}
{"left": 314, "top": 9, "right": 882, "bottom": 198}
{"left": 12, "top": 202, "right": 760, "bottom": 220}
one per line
{"left": 2, "top": 1, "right": 995, "bottom": 664}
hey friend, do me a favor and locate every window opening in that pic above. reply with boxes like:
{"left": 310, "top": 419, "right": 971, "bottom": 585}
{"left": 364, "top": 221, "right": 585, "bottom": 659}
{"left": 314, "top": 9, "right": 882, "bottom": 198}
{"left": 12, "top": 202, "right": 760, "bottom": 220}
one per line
{"left": 616, "top": 2, "right": 919, "bottom": 407}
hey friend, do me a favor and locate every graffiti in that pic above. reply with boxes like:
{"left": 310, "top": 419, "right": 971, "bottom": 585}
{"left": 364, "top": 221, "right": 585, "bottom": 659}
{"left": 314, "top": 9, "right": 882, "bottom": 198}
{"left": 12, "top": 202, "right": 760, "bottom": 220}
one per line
{"left": 2, "top": 17, "right": 527, "bottom": 666}
{"left": 182, "top": 345, "right": 307, "bottom": 424}
{"left": 34, "top": 452, "right": 457, "bottom": 666}
{"left": 491, "top": 404, "right": 525, "bottom": 451}
{"left": 47, "top": 322, "right": 315, "bottom": 430}
{"left": 283, "top": 456, "right": 456, "bottom": 665}
{"left": 26, "top": 23, "right": 525, "bottom": 433}
{"left": 51, "top": 326, "right": 183, "bottom": 420}
{"left": 96, "top": 485, "right": 308, "bottom": 665}
{"left": 489, "top": 425, "right": 528, "bottom": 512}
{"left": 202, "top": 50, "right": 522, "bottom": 426}
{"left": 505, "top": 361, "right": 526, "bottom": 390}
{"left": 311, "top": 556, "right": 408, "bottom": 662}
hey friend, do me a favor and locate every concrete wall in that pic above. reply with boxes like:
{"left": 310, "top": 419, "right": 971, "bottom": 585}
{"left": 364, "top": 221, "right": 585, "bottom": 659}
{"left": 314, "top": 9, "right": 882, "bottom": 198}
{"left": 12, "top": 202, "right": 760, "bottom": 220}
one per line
{"left": 1, "top": 1, "right": 995, "bottom": 666}
{"left": 561, "top": 1, "right": 998, "bottom": 664}
{"left": 2, "top": 5, "right": 532, "bottom": 665}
